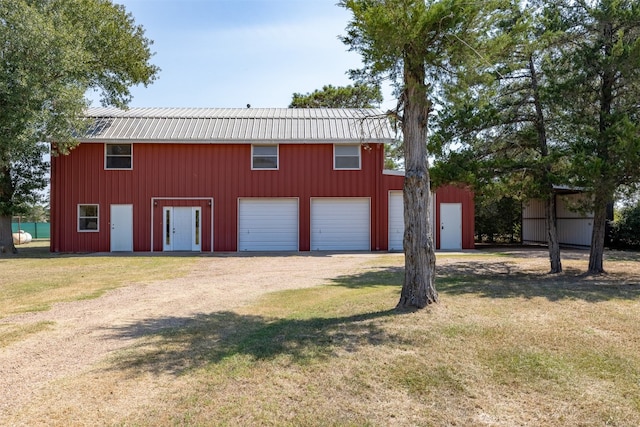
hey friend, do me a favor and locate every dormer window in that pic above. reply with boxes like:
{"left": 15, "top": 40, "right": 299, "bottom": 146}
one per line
{"left": 334, "top": 145, "right": 361, "bottom": 170}
{"left": 252, "top": 145, "right": 278, "bottom": 169}
{"left": 105, "top": 144, "right": 132, "bottom": 169}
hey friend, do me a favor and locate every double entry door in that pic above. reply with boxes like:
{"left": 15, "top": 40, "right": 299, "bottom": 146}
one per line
{"left": 163, "top": 206, "right": 202, "bottom": 251}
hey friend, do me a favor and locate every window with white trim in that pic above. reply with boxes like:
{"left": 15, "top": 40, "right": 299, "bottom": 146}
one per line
{"left": 105, "top": 144, "right": 132, "bottom": 169}
{"left": 252, "top": 145, "right": 278, "bottom": 169}
{"left": 78, "top": 204, "right": 99, "bottom": 232}
{"left": 334, "top": 144, "right": 361, "bottom": 169}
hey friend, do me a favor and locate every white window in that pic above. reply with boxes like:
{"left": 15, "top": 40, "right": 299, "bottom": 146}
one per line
{"left": 78, "top": 204, "right": 99, "bottom": 232}
{"left": 252, "top": 145, "right": 278, "bottom": 169}
{"left": 334, "top": 145, "right": 361, "bottom": 170}
{"left": 105, "top": 144, "right": 132, "bottom": 169}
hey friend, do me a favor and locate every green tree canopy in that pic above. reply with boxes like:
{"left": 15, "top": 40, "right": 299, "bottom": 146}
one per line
{"left": 0, "top": 0, "right": 159, "bottom": 253}
{"left": 340, "top": 0, "right": 509, "bottom": 308}
{"left": 431, "top": 2, "right": 571, "bottom": 272}
{"left": 289, "top": 83, "right": 382, "bottom": 108}
{"left": 546, "top": 0, "right": 640, "bottom": 273}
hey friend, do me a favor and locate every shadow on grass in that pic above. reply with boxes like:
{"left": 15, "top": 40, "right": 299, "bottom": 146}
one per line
{"left": 329, "top": 266, "right": 404, "bottom": 289}
{"left": 104, "top": 309, "right": 404, "bottom": 376}
{"left": 328, "top": 262, "right": 640, "bottom": 302}
{"left": 437, "top": 261, "right": 640, "bottom": 302}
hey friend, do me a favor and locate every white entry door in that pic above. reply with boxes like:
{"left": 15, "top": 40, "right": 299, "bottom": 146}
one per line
{"left": 440, "top": 203, "right": 462, "bottom": 250}
{"left": 163, "top": 207, "right": 202, "bottom": 252}
{"left": 110, "top": 204, "right": 133, "bottom": 252}
{"left": 388, "top": 191, "right": 404, "bottom": 251}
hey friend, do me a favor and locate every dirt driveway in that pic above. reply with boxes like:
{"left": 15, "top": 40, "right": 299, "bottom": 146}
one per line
{"left": 0, "top": 252, "right": 405, "bottom": 424}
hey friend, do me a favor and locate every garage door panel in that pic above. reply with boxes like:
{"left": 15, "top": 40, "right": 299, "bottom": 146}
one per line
{"left": 388, "top": 191, "right": 437, "bottom": 251}
{"left": 239, "top": 199, "right": 298, "bottom": 251}
{"left": 311, "top": 198, "right": 370, "bottom": 251}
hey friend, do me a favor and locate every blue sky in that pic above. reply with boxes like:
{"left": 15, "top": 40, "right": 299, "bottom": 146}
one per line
{"left": 101, "top": 0, "right": 383, "bottom": 109}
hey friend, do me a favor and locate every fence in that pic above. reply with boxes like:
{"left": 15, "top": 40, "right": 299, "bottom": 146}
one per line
{"left": 11, "top": 222, "right": 51, "bottom": 239}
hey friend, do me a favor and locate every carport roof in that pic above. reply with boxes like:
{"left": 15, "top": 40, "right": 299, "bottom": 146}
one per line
{"left": 82, "top": 107, "right": 395, "bottom": 144}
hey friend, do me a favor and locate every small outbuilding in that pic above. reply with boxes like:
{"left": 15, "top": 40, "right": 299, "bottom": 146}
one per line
{"left": 522, "top": 187, "right": 606, "bottom": 247}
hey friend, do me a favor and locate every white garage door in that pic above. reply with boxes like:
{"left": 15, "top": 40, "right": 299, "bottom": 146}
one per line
{"left": 388, "top": 191, "right": 404, "bottom": 251}
{"left": 238, "top": 198, "right": 298, "bottom": 251}
{"left": 311, "top": 198, "right": 370, "bottom": 250}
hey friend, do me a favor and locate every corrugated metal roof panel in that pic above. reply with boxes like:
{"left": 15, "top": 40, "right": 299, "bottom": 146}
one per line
{"left": 82, "top": 107, "right": 394, "bottom": 143}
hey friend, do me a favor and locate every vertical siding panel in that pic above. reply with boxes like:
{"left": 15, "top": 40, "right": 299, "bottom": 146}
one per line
{"left": 54, "top": 140, "right": 440, "bottom": 252}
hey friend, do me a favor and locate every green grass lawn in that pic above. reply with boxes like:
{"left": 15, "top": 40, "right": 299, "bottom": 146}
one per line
{"left": 106, "top": 253, "right": 640, "bottom": 426}
{"left": 2, "top": 245, "right": 639, "bottom": 426}
{"left": 0, "top": 240, "right": 196, "bottom": 346}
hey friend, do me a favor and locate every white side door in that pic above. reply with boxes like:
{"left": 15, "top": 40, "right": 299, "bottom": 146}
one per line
{"left": 440, "top": 203, "right": 462, "bottom": 250}
{"left": 110, "top": 204, "right": 133, "bottom": 252}
{"left": 388, "top": 191, "right": 404, "bottom": 251}
{"left": 163, "top": 207, "right": 201, "bottom": 252}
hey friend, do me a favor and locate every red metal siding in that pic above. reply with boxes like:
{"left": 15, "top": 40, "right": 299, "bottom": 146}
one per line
{"left": 51, "top": 142, "right": 475, "bottom": 252}
{"left": 51, "top": 142, "right": 391, "bottom": 252}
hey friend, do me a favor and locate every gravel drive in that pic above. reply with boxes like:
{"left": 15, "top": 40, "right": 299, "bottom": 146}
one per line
{"left": 0, "top": 253, "right": 402, "bottom": 424}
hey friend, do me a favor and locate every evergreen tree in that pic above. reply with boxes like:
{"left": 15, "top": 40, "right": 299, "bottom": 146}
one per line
{"left": 289, "top": 83, "right": 382, "bottom": 108}
{"left": 548, "top": 0, "right": 640, "bottom": 273}
{"left": 432, "top": 2, "right": 568, "bottom": 272}
{"left": 340, "top": 0, "right": 509, "bottom": 308}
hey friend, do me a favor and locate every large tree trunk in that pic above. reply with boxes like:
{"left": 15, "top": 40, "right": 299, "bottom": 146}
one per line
{"left": 545, "top": 195, "right": 562, "bottom": 273}
{"left": 0, "top": 215, "right": 17, "bottom": 254}
{"left": 588, "top": 23, "right": 614, "bottom": 275}
{"left": 529, "top": 55, "right": 561, "bottom": 273}
{"left": 588, "top": 193, "right": 609, "bottom": 274}
{"left": 0, "top": 163, "right": 17, "bottom": 254}
{"left": 396, "top": 54, "right": 438, "bottom": 310}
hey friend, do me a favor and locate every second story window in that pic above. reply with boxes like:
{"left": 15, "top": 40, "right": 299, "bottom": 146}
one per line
{"left": 252, "top": 145, "right": 278, "bottom": 169}
{"left": 105, "top": 144, "right": 132, "bottom": 169}
{"left": 334, "top": 144, "right": 361, "bottom": 170}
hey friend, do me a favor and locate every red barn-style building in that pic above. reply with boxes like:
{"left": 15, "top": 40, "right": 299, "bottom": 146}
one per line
{"left": 50, "top": 108, "right": 474, "bottom": 253}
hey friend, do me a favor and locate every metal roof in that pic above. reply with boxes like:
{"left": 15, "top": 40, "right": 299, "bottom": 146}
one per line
{"left": 83, "top": 107, "right": 394, "bottom": 143}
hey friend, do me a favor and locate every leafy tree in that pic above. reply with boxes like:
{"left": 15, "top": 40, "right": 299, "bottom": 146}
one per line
{"left": 13, "top": 202, "right": 49, "bottom": 223}
{"left": 289, "top": 83, "right": 382, "bottom": 108}
{"left": 611, "top": 201, "right": 640, "bottom": 249}
{"left": 548, "top": 0, "right": 640, "bottom": 273}
{"left": 340, "top": 0, "right": 507, "bottom": 309}
{"left": 0, "top": 0, "right": 159, "bottom": 254}
{"left": 475, "top": 194, "right": 522, "bottom": 244}
{"left": 432, "top": 2, "right": 569, "bottom": 272}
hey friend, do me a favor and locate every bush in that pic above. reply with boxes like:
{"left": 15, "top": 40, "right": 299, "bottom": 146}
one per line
{"left": 610, "top": 202, "right": 640, "bottom": 249}
{"left": 475, "top": 196, "right": 522, "bottom": 243}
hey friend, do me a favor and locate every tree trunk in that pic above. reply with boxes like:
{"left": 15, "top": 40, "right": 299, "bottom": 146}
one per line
{"left": 588, "top": 193, "right": 609, "bottom": 274}
{"left": 0, "top": 162, "right": 17, "bottom": 254}
{"left": 396, "top": 53, "right": 438, "bottom": 310}
{"left": 529, "top": 55, "right": 561, "bottom": 273}
{"left": 0, "top": 215, "right": 17, "bottom": 254}
{"left": 545, "top": 195, "right": 562, "bottom": 273}
{"left": 587, "top": 22, "right": 615, "bottom": 275}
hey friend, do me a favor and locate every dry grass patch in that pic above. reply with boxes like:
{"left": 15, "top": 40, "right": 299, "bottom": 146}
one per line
{"left": 0, "top": 242, "right": 196, "bottom": 319}
{"left": 6, "top": 248, "right": 640, "bottom": 426}
{"left": 0, "top": 321, "right": 54, "bottom": 348}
